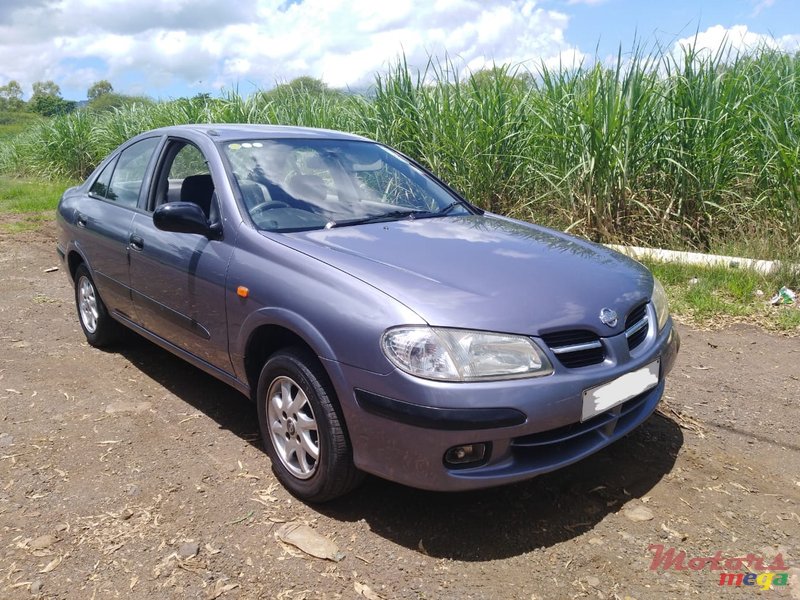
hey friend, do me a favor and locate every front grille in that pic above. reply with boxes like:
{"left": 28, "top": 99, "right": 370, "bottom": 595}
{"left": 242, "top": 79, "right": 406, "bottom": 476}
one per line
{"left": 541, "top": 330, "right": 604, "bottom": 368}
{"left": 625, "top": 303, "right": 649, "bottom": 351}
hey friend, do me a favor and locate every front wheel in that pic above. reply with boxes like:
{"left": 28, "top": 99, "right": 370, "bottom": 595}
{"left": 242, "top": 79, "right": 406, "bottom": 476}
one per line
{"left": 257, "top": 348, "right": 362, "bottom": 502}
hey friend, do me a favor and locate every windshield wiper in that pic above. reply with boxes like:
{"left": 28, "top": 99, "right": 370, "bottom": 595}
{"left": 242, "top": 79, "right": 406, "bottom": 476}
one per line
{"left": 327, "top": 209, "right": 424, "bottom": 228}
{"left": 325, "top": 201, "right": 465, "bottom": 229}
{"left": 399, "top": 200, "right": 465, "bottom": 220}
{"left": 433, "top": 200, "right": 462, "bottom": 215}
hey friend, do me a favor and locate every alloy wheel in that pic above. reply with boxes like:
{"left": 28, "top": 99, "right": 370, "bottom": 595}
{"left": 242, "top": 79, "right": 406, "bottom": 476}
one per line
{"left": 78, "top": 276, "right": 99, "bottom": 334}
{"left": 266, "top": 375, "right": 319, "bottom": 479}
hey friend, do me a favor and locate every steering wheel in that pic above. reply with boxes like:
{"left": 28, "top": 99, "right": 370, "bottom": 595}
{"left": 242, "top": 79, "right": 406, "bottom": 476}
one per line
{"left": 250, "top": 201, "right": 289, "bottom": 216}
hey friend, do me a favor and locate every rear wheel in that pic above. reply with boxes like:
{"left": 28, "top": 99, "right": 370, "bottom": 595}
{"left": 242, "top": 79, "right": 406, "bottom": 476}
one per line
{"left": 257, "top": 348, "right": 362, "bottom": 502}
{"left": 74, "top": 264, "right": 120, "bottom": 347}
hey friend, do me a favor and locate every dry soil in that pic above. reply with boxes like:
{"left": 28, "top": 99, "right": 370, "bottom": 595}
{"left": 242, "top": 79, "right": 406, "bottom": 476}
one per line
{"left": 1, "top": 224, "right": 799, "bottom": 599}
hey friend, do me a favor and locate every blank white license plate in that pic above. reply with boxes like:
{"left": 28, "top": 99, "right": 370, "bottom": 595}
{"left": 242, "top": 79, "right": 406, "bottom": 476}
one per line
{"left": 581, "top": 360, "right": 660, "bottom": 421}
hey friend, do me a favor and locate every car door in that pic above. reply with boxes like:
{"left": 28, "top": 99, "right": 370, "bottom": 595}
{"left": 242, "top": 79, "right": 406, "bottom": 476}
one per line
{"left": 76, "top": 137, "right": 161, "bottom": 322}
{"left": 128, "top": 139, "right": 234, "bottom": 373}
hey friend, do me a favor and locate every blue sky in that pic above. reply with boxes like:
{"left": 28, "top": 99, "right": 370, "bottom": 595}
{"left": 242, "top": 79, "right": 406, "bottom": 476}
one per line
{"left": 0, "top": 0, "right": 797, "bottom": 101}
{"left": 566, "top": 0, "right": 798, "bottom": 54}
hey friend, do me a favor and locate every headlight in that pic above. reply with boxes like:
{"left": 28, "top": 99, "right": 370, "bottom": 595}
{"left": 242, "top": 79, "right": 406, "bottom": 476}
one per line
{"left": 651, "top": 277, "right": 670, "bottom": 331}
{"left": 381, "top": 327, "right": 553, "bottom": 381}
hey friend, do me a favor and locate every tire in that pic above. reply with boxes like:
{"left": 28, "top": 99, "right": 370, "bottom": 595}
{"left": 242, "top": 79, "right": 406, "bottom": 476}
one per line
{"left": 74, "top": 264, "right": 120, "bottom": 347}
{"left": 257, "top": 348, "right": 363, "bottom": 502}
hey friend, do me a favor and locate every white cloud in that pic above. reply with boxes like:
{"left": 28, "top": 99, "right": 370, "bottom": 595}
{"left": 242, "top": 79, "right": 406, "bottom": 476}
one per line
{"left": 674, "top": 24, "right": 800, "bottom": 59}
{"left": 0, "top": 0, "right": 583, "bottom": 98}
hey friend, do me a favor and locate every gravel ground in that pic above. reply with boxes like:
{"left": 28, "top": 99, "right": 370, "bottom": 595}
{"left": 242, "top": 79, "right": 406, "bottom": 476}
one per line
{"left": 1, "top": 224, "right": 798, "bottom": 599}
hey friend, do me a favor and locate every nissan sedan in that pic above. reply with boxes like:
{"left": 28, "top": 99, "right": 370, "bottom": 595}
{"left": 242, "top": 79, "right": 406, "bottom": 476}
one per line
{"left": 57, "top": 124, "right": 679, "bottom": 502}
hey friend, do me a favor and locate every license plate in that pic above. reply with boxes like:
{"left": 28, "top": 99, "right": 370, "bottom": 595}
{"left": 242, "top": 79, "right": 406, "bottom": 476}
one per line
{"left": 581, "top": 360, "right": 660, "bottom": 421}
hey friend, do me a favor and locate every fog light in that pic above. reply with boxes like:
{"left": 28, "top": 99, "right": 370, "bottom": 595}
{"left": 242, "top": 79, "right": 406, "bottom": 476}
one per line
{"left": 444, "top": 443, "right": 488, "bottom": 468}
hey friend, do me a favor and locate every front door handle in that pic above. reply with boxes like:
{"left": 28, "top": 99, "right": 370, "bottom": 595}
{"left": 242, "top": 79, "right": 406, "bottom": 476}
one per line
{"left": 76, "top": 213, "right": 87, "bottom": 228}
{"left": 129, "top": 234, "right": 144, "bottom": 251}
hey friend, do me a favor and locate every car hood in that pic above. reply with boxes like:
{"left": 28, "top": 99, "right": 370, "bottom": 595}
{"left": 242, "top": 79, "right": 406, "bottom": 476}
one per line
{"left": 276, "top": 214, "right": 653, "bottom": 336}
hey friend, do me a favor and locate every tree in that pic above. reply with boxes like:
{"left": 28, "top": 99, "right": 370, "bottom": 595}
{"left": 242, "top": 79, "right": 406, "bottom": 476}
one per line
{"left": 30, "top": 80, "right": 74, "bottom": 116}
{"left": 30, "top": 94, "right": 75, "bottom": 116}
{"left": 259, "top": 76, "right": 342, "bottom": 104}
{"left": 88, "top": 92, "right": 152, "bottom": 112}
{"left": 191, "top": 92, "right": 213, "bottom": 104}
{"left": 283, "top": 76, "right": 329, "bottom": 95}
{"left": 0, "top": 80, "right": 24, "bottom": 111}
{"left": 264, "top": 76, "right": 337, "bottom": 98}
{"left": 468, "top": 66, "right": 531, "bottom": 95}
{"left": 87, "top": 80, "right": 113, "bottom": 100}
{"left": 32, "top": 80, "right": 61, "bottom": 98}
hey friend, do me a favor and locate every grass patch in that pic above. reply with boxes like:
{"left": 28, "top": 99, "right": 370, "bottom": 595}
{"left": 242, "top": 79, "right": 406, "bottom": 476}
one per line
{"left": 0, "top": 176, "right": 75, "bottom": 233}
{"left": 0, "top": 177, "right": 73, "bottom": 213}
{"left": 0, "top": 212, "right": 54, "bottom": 234}
{"left": 643, "top": 259, "right": 800, "bottom": 332}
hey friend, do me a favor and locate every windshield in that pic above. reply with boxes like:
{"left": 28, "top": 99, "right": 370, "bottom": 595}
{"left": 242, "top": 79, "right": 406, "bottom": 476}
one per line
{"left": 221, "top": 138, "right": 470, "bottom": 231}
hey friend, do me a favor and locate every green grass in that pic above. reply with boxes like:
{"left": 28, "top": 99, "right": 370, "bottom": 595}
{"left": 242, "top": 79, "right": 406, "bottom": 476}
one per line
{"left": 0, "top": 176, "right": 74, "bottom": 233}
{"left": 1, "top": 212, "right": 54, "bottom": 233}
{"left": 0, "top": 177, "right": 72, "bottom": 212}
{"left": 644, "top": 259, "right": 800, "bottom": 332}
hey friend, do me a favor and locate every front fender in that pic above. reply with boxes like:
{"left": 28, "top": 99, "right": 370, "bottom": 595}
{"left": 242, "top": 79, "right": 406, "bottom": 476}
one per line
{"left": 234, "top": 306, "right": 339, "bottom": 371}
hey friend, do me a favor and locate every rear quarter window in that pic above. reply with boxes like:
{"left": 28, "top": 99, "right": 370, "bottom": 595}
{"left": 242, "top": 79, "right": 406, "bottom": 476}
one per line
{"left": 89, "top": 158, "right": 118, "bottom": 200}
{"left": 106, "top": 137, "right": 160, "bottom": 208}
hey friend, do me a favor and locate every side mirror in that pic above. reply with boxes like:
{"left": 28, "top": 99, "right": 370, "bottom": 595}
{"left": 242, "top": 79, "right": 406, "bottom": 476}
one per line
{"left": 153, "top": 202, "right": 211, "bottom": 236}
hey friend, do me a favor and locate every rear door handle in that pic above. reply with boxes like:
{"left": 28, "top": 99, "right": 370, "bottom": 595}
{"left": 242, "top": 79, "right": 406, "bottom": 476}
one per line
{"left": 76, "top": 213, "right": 87, "bottom": 228}
{"left": 129, "top": 234, "right": 144, "bottom": 251}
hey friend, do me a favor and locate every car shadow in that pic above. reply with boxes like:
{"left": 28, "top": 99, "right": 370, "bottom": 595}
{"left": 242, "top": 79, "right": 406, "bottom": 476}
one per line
{"left": 320, "top": 413, "right": 682, "bottom": 560}
{"left": 114, "top": 332, "right": 263, "bottom": 445}
{"left": 115, "top": 332, "right": 683, "bottom": 562}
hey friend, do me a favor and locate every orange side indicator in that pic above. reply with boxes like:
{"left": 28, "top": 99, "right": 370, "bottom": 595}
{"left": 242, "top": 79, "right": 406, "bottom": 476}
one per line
{"left": 237, "top": 286, "right": 249, "bottom": 298}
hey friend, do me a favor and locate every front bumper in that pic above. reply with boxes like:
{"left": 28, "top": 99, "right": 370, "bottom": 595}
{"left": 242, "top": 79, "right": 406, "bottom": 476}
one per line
{"left": 325, "top": 319, "right": 680, "bottom": 492}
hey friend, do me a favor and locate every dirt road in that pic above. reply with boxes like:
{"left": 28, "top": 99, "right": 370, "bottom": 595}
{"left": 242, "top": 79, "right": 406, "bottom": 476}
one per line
{"left": 1, "top": 225, "right": 799, "bottom": 599}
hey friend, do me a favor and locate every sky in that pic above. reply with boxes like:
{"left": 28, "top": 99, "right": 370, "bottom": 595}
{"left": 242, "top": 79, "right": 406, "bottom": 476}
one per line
{"left": 0, "top": 0, "right": 798, "bottom": 101}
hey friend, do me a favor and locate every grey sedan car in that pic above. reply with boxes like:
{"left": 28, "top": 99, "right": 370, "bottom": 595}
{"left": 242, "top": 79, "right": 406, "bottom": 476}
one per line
{"left": 57, "top": 124, "right": 679, "bottom": 502}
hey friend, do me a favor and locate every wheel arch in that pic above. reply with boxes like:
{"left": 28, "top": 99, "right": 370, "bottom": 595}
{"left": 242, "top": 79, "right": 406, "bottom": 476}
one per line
{"left": 241, "top": 315, "right": 336, "bottom": 403}
{"left": 65, "top": 242, "right": 93, "bottom": 283}
{"left": 67, "top": 250, "right": 84, "bottom": 282}
{"left": 247, "top": 320, "right": 365, "bottom": 501}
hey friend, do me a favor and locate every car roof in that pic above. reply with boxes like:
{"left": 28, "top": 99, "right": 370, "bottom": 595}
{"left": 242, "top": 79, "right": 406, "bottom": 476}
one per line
{"left": 146, "top": 123, "right": 371, "bottom": 143}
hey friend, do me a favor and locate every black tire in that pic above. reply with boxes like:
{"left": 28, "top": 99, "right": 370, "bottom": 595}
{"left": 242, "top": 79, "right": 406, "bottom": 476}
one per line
{"left": 256, "top": 348, "right": 363, "bottom": 502}
{"left": 74, "top": 264, "right": 120, "bottom": 347}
